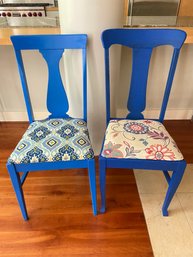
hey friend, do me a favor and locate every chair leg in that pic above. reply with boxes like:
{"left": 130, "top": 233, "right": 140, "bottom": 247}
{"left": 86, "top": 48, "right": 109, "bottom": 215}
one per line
{"left": 88, "top": 159, "right": 97, "bottom": 216}
{"left": 162, "top": 170, "right": 171, "bottom": 184}
{"left": 99, "top": 157, "right": 106, "bottom": 213}
{"left": 7, "top": 164, "right": 29, "bottom": 221}
{"left": 162, "top": 160, "right": 186, "bottom": 216}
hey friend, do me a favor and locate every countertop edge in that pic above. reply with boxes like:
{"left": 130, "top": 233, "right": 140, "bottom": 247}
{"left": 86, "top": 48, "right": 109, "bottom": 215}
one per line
{"left": 0, "top": 27, "right": 60, "bottom": 45}
{"left": 1, "top": 26, "right": 193, "bottom": 45}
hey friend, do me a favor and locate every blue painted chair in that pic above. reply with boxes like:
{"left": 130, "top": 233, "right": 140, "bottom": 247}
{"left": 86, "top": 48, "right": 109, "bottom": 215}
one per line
{"left": 99, "top": 28, "right": 187, "bottom": 216}
{"left": 7, "top": 34, "right": 97, "bottom": 220}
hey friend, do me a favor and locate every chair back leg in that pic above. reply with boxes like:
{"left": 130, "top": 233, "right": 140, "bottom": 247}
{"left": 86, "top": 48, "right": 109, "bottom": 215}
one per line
{"left": 7, "top": 164, "right": 29, "bottom": 220}
{"left": 162, "top": 160, "right": 186, "bottom": 216}
{"left": 99, "top": 157, "right": 106, "bottom": 213}
{"left": 88, "top": 159, "right": 97, "bottom": 215}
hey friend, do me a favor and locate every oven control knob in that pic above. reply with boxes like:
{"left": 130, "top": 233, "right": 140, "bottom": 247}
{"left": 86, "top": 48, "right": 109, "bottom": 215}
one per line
{"left": 7, "top": 12, "right": 11, "bottom": 17}
{"left": 28, "top": 12, "right": 32, "bottom": 17}
{"left": 2, "top": 12, "right": 6, "bottom": 17}
{"left": 22, "top": 13, "right": 27, "bottom": 17}
{"left": 33, "top": 12, "right": 37, "bottom": 17}
{"left": 38, "top": 12, "right": 42, "bottom": 17}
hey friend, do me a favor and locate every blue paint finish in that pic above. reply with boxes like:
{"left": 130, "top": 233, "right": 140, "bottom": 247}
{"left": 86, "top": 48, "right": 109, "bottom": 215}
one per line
{"left": 163, "top": 170, "right": 171, "bottom": 184}
{"left": 104, "top": 157, "right": 184, "bottom": 170}
{"left": 11, "top": 34, "right": 88, "bottom": 123}
{"left": 162, "top": 161, "right": 186, "bottom": 216}
{"left": 88, "top": 159, "right": 97, "bottom": 216}
{"left": 40, "top": 49, "right": 69, "bottom": 118}
{"left": 100, "top": 28, "right": 187, "bottom": 216}
{"left": 99, "top": 156, "right": 106, "bottom": 213}
{"left": 11, "top": 34, "right": 87, "bottom": 50}
{"left": 82, "top": 48, "right": 88, "bottom": 122}
{"left": 102, "top": 28, "right": 186, "bottom": 50}
{"left": 104, "top": 49, "right": 111, "bottom": 125}
{"left": 7, "top": 164, "right": 28, "bottom": 220}
{"left": 102, "top": 29, "right": 186, "bottom": 124}
{"left": 20, "top": 171, "right": 29, "bottom": 186}
{"left": 14, "top": 159, "right": 90, "bottom": 172}
{"left": 127, "top": 48, "right": 152, "bottom": 119}
{"left": 8, "top": 34, "right": 97, "bottom": 220}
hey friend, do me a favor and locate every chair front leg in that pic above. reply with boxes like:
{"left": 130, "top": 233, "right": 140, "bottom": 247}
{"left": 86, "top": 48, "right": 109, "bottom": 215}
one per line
{"left": 162, "top": 160, "right": 186, "bottom": 216}
{"left": 7, "top": 164, "right": 29, "bottom": 220}
{"left": 99, "top": 157, "right": 106, "bottom": 213}
{"left": 88, "top": 159, "right": 97, "bottom": 216}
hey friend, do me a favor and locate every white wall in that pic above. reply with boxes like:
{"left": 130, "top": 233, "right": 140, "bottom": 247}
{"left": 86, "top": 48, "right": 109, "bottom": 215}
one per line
{"left": 0, "top": 46, "right": 49, "bottom": 121}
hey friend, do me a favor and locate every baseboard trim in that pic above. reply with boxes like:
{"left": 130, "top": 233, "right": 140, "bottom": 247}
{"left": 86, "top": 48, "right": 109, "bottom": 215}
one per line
{"left": 116, "top": 108, "right": 193, "bottom": 120}
{"left": 0, "top": 109, "right": 193, "bottom": 121}
{"left": 0, "top": 112, "right": 48, "bottom": 121}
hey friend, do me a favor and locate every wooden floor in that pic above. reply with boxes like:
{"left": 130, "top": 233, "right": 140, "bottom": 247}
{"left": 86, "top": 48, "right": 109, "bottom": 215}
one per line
{"left": 1, "top": 120, "right": 193, "bottom": 257}
{"left": 163, "top": 120, "right": 193, "bottom": 163}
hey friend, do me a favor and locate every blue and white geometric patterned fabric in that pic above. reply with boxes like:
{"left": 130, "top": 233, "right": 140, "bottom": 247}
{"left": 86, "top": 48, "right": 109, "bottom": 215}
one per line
{"left": 8, "top": 118, "right": 94, "bottom": 164}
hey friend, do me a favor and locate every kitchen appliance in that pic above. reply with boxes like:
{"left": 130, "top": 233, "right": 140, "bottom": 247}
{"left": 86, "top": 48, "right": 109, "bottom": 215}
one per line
{"left": 2, "top": 0, "right": 54, "bottom": 5}
{"left": 127, "top": 0, "right": 181, "bottom": 26}
{"left": 0, "top": 0, "right": 58, "bottom": 27}
{"left": 0, "top": 0, "right": 54, "bottom": 17}
{"left": 0, "top": 5, "right": 49, "bottom": 17}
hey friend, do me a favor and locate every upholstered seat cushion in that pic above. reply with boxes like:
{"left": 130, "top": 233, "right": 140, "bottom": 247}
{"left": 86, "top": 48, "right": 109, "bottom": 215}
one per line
{"left": 9, "top": 118, "right": 94, "bottom": 164}
{"left": 102, "top": 119, "right": 183, "bottom": 161}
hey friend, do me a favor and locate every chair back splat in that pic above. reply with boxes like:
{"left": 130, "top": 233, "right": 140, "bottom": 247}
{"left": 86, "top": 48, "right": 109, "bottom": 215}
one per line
{"left": 102, "top": 29, "right": 186, "bottom": 123}
{"left": 11, "top": 35, "right": 88, "bottom": 122}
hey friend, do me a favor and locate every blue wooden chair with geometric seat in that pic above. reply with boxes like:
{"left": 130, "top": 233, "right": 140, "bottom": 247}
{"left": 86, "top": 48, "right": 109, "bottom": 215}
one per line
{"left": 7, "top": 34, "right": 97, "bottom": 220}
{"left": 99, "top": 28, "right": 186, "bottom": 216}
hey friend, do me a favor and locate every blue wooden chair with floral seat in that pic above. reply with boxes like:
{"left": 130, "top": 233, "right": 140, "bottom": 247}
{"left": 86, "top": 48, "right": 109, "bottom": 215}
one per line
{"left": 7, "top": 34, "right": 97, "bottom": 220}
{"left": 99, "top": 28, "right": 187, "bottom": 216}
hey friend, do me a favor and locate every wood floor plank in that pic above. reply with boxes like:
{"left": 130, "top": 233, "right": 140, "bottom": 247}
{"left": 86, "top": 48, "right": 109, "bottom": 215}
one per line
{"left": 163, "top": 120, "right": 193, "bottom": 163}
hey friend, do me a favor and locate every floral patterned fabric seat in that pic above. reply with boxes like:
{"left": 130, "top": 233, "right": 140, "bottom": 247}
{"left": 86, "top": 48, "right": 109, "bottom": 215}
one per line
{"left": 102, "top": 119, "right": 183, "bottom": 161}
{"left": 9, "top": 118, "right": 94, "bottom": 164}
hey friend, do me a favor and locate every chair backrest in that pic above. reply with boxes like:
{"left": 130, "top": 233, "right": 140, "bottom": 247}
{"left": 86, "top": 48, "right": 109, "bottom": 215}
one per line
{"left": 101, "top": 29, "right": 186, "bottom": 124}
{"left": 11, "top": 34, "right": 88, "bottom": 123}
